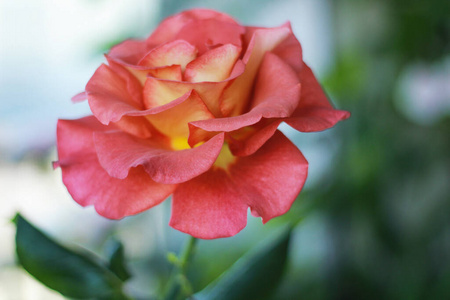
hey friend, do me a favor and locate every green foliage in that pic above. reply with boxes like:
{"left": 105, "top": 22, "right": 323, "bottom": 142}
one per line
{"left": 105, "top": 239, "right": 132, "bottom": 282}
{"left": 193, "top": 227, "right": 292, "bottom": 300}
{"left": 14, "top": 214, "right": 128, "bottom": 299}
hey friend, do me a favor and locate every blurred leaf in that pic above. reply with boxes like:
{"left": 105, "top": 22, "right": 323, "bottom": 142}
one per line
{"left": 192, "top": 226, "right": 292, "bottom": 300}
{"left": 14, "top": 213, "right": 127, "bottom": 299}
{"left": 106, "top": 239, "right": 132, "bottom": 282}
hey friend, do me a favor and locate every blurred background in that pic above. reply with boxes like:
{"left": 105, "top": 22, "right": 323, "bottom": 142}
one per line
{"left": 1, "top": 0, "right": 449, "bottom": 299}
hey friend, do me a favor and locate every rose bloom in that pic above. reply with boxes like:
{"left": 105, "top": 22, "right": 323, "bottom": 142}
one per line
{"left": 55, "top": 9, "right": 349, "bottom": 239}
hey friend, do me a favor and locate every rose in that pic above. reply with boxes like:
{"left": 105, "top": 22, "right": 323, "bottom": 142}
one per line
{"left": 55, "top": 9, "right": 349, "bottom": 239}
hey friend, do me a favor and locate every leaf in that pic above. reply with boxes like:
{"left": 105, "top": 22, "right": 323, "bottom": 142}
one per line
{"left": 106, "top": 239, "right": 132, "bottom": 282}
{"left": 192, "top": 226, "right": 292, "bottom": 300}
{"left": 14, "top": 213, "right": 127, "bottom": 299}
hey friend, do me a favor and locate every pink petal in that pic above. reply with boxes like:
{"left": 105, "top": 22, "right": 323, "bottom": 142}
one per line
{"left": 93, "top": 131, "right": 225, "bottom": 184}
{"left": 146, "top": 90, "right": 214, "bottom": 138}
{"left": 56, "top": 117, "right": 175, "bottom": 219}
{"left": 148, "top": 9, "right": 240, "bottom": 47}
{"left": 107, "top": 55, "right": 183, "bottom": 84}
{"left": 188, "top": 53, "right": 300, "bottom": 144}
{"left": 174, "top": 19, "right": 244, "bottom": 54}
{"left": 228, "top": 120, "right": 281, "bottom": 156}
{"left": 170, "top": 130, "right": 308, "bottom": 239}
{"left": 142, "top": 62, "right": 245, "bottom": 116}
{"left": 86, "top": 64, "right": 143, "bottom": 124}
{"left": 245, "top": 23, "right": 303, "bottom": 72}
{"left": 108, "top": 39, "right": 149, "bottom": 65}
{"left": 184, "top": 44, "right": 241, "bottom": 83}
{"left": 170, "top": 168, "right": 249, "bottom": 239}
{"left": 71, "top": 91, "right": 87, "bottom": 103}
{"left": 286, "top": 63, "right": 350, "bottom": 132}
{"left": 138, "top": 40, "right": 197, "bottom": 70}
{"left": 220, "top": 24, "right": 291, "bottom": 116}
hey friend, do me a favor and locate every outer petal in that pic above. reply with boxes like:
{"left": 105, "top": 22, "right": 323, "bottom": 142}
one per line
{"left": 86, "top": 62, "right": 158, "bottom": 138}
{"left": 56, "top": 116, "right": 175, "bottom": 219}
{"left": 188, "top": 52, "right": 300, "bottom": 144}
{"left": 86, "top": 64, "right": 143, "bottom": 124}
{"left": 220, "top": 24, "right": 291, "bottom": 116}
{"left": 170, "top": 130, "right": 308, "bottom": 239}
{"left": 286, "top": 63, "right": 350, "bottom": 131}
{"left": 94, "top": 131, "right": 225, "bottom": 184}
{"left": 108, "top": 39, "right": 149, "bottom": 66}
{"left": 170, "top": 168, "right": 249, "bottom": 239}
{"left": 148, "top": 9, "right": 240, "bottom": 46}
{"left": 71, "top": 91, "right": 87, "bottom": 103}
{"left": 245, "top": 23, "right": 303, "bottom": 72}
{"left": 174, "top": 19, "right": 244, "bottom": 54}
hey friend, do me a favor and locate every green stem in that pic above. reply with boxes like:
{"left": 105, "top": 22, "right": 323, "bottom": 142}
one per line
{"left": 161, "top": 236, "right": 197, "bottom": 300}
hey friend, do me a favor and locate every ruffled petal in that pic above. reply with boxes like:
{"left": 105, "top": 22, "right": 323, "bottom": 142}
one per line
{"left": 170, "top": 130, "right": 308, "bottom": 239}
{"left": 94, "top": 131, "right": 225, "bottom": 184}
{"left": 286, "top": 63, "right": 350, "bottom": 132}
{"left": 228, "top": 120, "right": 282, "bottom": 157}
{"left": 86, "top": 64, "right": 143, "bottom": 124}
{"left": 146, "top": 90, "right": 214, "bottom": 138}
{"left": 138, "top": 40, "right": 197, "bottom": 71}
{"left": 56, "top": 117, "right": 175, "bottom": 219}
{"left": 245, "top": 23, "right": 303, "bottom": 73}
{"left": 71, "top": 91, "right": 87, "bottom": 103}
{"left": 220, "top": 24, "right": 291, "bottom": 116}
{"left": 174, "top": 19, "right": 244, "bottom": 54}
{"left": 108, "top": 39, "right": 149, "bottom": 65}
{"left": 170, "top": 168, "right": 249, "bottom": 239}
{"left": 142, "top": 63, "right": 245, "bottom": 116}
{"left": 188, "top": 52, "right": 300, "bottom": 144}
{"left": 185, "top": 44, "right": 241, "bottom": 83}
{"left": 106, "top": 55, "right": 183, "bottom": 85}
{"left": 148, "top": 9, "right": 239, "bottom": 46}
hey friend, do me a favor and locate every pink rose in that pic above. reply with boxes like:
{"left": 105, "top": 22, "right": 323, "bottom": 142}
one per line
{"left": 56, "top": 9, "right": 349, "bottom": 239}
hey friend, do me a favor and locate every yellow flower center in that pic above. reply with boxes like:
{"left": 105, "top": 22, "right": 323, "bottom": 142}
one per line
{"left": 171, "top": 137, "right": 191, "bottom": 151}
{"left": 213, "top": 143, "right": 236, "bottom": 171}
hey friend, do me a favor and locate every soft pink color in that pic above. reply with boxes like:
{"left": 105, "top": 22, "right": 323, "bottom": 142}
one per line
{"left": 56, "top": 9, "right": 350, "bottom": 239}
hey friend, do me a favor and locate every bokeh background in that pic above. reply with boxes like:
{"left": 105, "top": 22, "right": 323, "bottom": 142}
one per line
{"left": 1, "top": 0, "right": 449, "bottom": 299}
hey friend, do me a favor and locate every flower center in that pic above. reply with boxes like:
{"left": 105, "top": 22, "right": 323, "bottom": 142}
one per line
{"left": 213, "top": 143, "right": 236, "bottom": 171}
{"left": 171, "top": 137, "right": 191, "bottom": 151}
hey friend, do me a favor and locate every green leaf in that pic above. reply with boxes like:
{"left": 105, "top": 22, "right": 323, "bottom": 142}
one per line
{"left": 106, "top": 239, "right": 132, "bottom": 282}
{"left": 14, "top": 213, "right": 127, "bottom": 299}
{"left": 193, "top": 226, "right": 292, "bottom": 300}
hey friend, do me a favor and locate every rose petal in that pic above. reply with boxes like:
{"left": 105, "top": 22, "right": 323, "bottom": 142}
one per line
{"left": 188, "top": 52, "right": 300, "bottom": 144}
{"left": 286, "top": 63, "right": 350, "bottom": 131}
{"left": 148, "top": 9, "right": 240, "bottom": 46}
{"left": 228, "top": 120, "right": 282, "bottom": 157}
{"left": 146, "top": 90, "right": 214, "bottom": 138}
{"left": 245, "top": 23, "right": 303, "bottom": 72}
{"left": 170, "top": 130, "right": 308, "bottom": 239}
{"left": 107, "top": 55, "right": 183, "bottom": 85}
{"left": 174, "top": 19, "right": 244, "bottom": 54}
{"left": 94, "top": 131, "right": 225, "bottom": 184}
{"left": 86, "top": 64, "right": 143, "bottom": 124}
{"left": 170, "top": 168, "right": 248, "bottom": 239}
{"left": 220, "top": 24, "right": 291, "bottom": 116}
{"left": 138, "top": 40, "right": 197, "bottom": 71}
{"left": 56, "top": 117, "right": 175, "bottom": 219}
{"left": 142, "top": 69, "right": 244, "bottom": 116}
{"left": 71, "top": 91, "right": 87, "bottom": 103}
{"left": 184, "top": 44, "right": 241, "bottom": 83}
{"left": 108, "top": 39, "right": 149, "bottom": 65}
